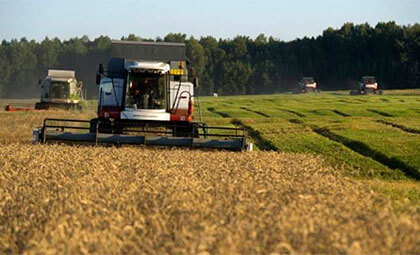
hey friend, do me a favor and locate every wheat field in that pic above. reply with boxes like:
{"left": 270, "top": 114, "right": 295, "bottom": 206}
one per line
{"left": 0, "top": 144, "right": 418, "bottom": 254}
{"left": 0, "top": 108, "right": 419, "bottom": 254}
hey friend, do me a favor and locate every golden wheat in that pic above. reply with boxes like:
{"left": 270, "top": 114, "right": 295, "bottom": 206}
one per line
{"left": 0, "top": 110, "right": 95, "bottom": 144}
{"left": 0, "top": 143, "right": 418, "bottom": 254}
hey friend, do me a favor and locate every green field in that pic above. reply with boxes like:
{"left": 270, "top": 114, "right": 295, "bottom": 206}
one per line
{"left": 199, "top": 90, "right": 420, "bottom": 179}
{"left": 198, "top": 90, "right": 420, "bottom": 205}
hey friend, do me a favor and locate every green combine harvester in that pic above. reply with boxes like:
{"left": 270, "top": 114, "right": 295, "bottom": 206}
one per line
{"left": 35, "top": 69, "right": 85, "bottom": 109}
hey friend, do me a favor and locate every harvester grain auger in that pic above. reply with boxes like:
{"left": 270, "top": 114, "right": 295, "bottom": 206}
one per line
{"left": 33, "top": 41, "right": 252, "bottom": 151}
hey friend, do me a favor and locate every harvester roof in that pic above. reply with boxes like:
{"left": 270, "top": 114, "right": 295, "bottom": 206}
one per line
{"left": 362, "top": 76, "right": 376, "bottom": 83}
{"left": 47, "top": 70, "right": 75, "bottom": 80}
{"left": 302, "top": 77, "right": 315, "bottom": 83}
{"left": 111, "top": 40, "right": 186, "bottom": 62}
{"left": 107, "top": 40, "right": 187, "bottom": 78}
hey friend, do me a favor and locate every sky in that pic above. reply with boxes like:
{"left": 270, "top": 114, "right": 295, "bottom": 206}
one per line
{"left": 0, "top": 0, "right": 419, "bottom": 42}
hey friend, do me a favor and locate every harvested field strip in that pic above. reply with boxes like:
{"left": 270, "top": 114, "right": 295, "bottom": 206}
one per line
{"left": 309, "top": 129, "right": 418, "bottom": 180}
{"left": 367, "top": 109, "right": 394, "bottom": 117}
{"left": 279, "top": 109, "right": 306, "bottom": 117}
{"left": 288, "top": 119, "right": 304, "bottom": 125}
{"left": 232, "top": 119, "right": 277, "bottom": 150}
{"left": 1, "top": 144, "right": 419, "bottom": 254}
{"left": 240, "top": 107, "right": 270, "bottom": 118}
{"left": 288, "top": 119, "right": 419, "bottom": 180}
{"left": 331, "top": 109, "right": 351, "bottom": 117}
{"left": 308, "top": 110, "right": 323, "bottom": 116}
{"left": 207, "top": 107, "right": 230, "bottom": 118}
{"left": 376, "top": 120, "right": 420, "bottom": 135}
{"left": 409, "top": 108, "right": 420, "bottom": 114}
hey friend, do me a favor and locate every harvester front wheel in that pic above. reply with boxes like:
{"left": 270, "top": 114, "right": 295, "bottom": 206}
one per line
{"left": 89, "top": 118, "right": 113, "bottom": 134}
{"left": 172, "top": 124, "right": 199, "bottom": 138}
{"left": 35, "top": 102, "right": 48, "bottom": 110}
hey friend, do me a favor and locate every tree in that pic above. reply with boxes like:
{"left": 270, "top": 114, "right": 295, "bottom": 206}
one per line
{"left": 164, "top": 33, "right": 187, "bottom": 43}
{"left": 1, "top": 23, "right": 420, "bottom": 99}
{"left": 220, "top": 61, "right": 252, "bottom": 95}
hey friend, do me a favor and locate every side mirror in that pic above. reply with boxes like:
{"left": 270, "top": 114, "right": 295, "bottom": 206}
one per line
{"left": 188, "top": 68, "right": 198, "bottom": 87}
{"left": 188, "top": 67, "right": 197, "bottom": 78}
{"left": 99, "top": 64, "right": 104, "bottom": 75}
{"left": 193, "top": 77, "right": 199, "bottom": 88}
{"left": 96, "top": 74, "right": 101, "bottom": 85}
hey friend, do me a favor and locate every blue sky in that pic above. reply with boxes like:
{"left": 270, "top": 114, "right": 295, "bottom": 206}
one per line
{"left": 0, "top": 0, "right": 418, "bottom": 42}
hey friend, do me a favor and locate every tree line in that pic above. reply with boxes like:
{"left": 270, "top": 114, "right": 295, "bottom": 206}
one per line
{"left": 0, "top": 21, "right": 419, "bottom": 98}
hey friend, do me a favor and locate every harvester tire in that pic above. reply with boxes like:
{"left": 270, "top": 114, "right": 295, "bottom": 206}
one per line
{"left": 35, "top": 102, "right": 48, "bottom": 110}
{"left": 89, "top": 118, "right": 113, "bottom": 134}
{"left": 173, "top": 124, "right": 199, "bottom": 138}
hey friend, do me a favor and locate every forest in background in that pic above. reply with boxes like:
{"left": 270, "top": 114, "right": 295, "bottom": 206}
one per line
{"left": 0, "top": 21, "right": 419, "bottom": 98}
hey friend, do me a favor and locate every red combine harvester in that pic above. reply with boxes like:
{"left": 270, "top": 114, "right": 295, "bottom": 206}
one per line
{"left": 294, "top": 77, "right": 320, "bottom": 93}
{"left": 350, "top": 76, "right": 383, "bottom": 95}
{"left": 33, "top": 41, "right": 251, "bottom": 151}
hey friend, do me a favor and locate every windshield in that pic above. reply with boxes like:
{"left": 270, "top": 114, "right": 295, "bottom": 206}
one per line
{"left": 125, "top": 72, "right": 166, "bottom": 110}
{"left": 50, "top": 81, "right": 69, "bottom": 99}
{"left": 363, "top": 77, "right": 376, "bottom": 84}
{"left": 303, "top": 78, "right": 314, "bottom": 84}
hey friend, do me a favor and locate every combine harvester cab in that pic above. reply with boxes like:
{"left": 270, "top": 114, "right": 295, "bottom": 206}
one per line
{"left": 350, "top": 76, "right": 383, "bottom": 95}
{"left": 35, "top": 69, "right": 85, "bottom": 109}
{"left": 294, "top": 77, "right": 320, "bottom": 93}
{"left": 33, "top": 41, "right": 251, "bottom": 151}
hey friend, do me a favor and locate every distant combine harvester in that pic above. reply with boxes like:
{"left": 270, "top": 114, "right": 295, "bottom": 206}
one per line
{"left": 5, "top": 69, "right": 85, "bottom": 111}
{"left": 350, "top": 76, "right": 383, "bottom": 95}
{"left": 294, "top": 77, "right": 321, "bottom": 94}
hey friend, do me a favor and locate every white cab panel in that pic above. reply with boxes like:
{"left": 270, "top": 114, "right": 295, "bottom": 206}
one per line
{"left": 121, "top": 109, "right": 170, "bottom": 121}
{"left": 170, "top": 81, "right": 193, "bottom": 111}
